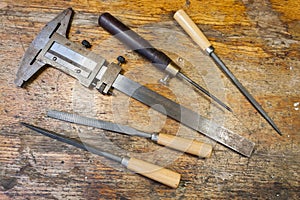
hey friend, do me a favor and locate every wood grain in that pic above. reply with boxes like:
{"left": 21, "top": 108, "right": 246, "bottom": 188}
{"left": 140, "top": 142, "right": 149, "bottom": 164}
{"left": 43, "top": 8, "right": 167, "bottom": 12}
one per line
{"left": 126, "top": 157, "right": 181, "bottom": 189}
{"left": 157, "top": 133, "right": 212, "bottom": 158}
{"left": 0, "top": 0, "right": 299, "bottom": 199}
{"left": 174, "top": 9, "right": 212, "bottom": 51}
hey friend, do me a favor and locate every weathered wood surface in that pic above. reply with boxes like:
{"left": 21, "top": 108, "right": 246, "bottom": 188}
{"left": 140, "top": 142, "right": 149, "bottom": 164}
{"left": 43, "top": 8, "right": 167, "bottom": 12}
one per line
{"left": 0, "top": 0, "right": 299, "bottom": 199}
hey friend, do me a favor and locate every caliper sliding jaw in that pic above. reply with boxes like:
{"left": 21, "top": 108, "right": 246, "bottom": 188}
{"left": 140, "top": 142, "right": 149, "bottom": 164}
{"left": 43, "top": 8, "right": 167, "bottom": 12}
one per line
{"left": 15, "top": 8, "right": 255, "bottom": 157}
{"left": 15, "top": 8, "right": 119, "bottom": 94}
{"left": 38, "top": 32, "right": 121, "bottom": 94}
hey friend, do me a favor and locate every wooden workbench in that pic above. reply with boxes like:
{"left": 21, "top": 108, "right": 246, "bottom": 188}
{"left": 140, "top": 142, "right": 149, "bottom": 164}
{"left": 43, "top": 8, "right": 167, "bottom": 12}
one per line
{"left": 0, "top": 0, "right": 299, "bottom": 199}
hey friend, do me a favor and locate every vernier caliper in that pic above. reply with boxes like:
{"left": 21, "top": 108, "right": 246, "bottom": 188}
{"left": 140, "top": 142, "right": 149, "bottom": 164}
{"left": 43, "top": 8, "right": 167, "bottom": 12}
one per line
{"left": 15, "top": 8, "right": 255, "bottom": 157}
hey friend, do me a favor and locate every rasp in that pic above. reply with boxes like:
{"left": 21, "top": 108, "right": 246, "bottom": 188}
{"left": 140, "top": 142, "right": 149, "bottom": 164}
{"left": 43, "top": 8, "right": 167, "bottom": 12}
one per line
{"left": 47, "top": 110, "right": 213, "bottom": 157}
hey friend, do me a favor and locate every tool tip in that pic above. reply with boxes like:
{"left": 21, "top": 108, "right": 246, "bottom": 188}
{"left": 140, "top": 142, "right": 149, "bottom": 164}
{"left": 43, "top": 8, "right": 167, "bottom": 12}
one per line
{"left": 225, "top": 105, "right": 233, "bottom": 113}
{"left": 20, "top": 122, "right": 29, "bottom": 127}
{"left": 275, "top": 127, "right": 282, "bottom": 136}
{"left": 267, "top": 119, "right": 282, "bottom": 136}
{"left": 20, "top": 122, "right": 38, "bottom": 131}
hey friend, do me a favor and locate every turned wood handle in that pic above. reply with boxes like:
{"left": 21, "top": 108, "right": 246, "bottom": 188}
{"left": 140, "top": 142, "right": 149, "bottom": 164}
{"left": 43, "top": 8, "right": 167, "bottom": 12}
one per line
{"left": 174, "top": 9, "right": 212, "bottom": 51}
{"left": 157, "top": 133, "right": 212, "bottom": 158}
{"left": 99, "top": 12, "right": 172, "bottom": 71}
{"left": 126, "top": 157, "right": 181, "bottom": 188}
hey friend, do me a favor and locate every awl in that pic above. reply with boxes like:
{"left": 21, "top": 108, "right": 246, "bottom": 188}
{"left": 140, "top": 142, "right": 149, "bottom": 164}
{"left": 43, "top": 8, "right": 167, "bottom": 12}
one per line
{"left": 21, "top": 122, "right": 181, "bottom": 188}
{"left": 174, "top": 9, "right": 282, "bottom": 135}
{"left": 14, "top": 8, "right": 254, "bottom": 156}
{"left": 98, "top": 12, "right": 232, "bottom": 112}
{"left": 47, "top": 110, "right": 213, "bottom": 158}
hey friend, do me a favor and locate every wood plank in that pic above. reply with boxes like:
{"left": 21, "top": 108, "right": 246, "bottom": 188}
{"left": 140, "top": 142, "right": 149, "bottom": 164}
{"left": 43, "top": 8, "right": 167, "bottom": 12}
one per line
{"left": 0, "top": 0, "right": 299, "bottom": 199}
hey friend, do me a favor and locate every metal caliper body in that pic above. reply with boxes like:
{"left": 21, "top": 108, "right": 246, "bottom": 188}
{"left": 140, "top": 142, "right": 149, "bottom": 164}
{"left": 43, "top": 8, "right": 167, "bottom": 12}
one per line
{"left": 15, "top": 8, "right": 255, "bottom": 157}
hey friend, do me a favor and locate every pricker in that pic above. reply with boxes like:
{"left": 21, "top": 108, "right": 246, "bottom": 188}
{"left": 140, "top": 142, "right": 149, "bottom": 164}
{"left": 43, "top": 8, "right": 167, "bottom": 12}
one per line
{"left": 98, "top": 12, "right": 232, "bottom": 112}
{"left": 174, "top": 9, "right": 281, "bottom": 135}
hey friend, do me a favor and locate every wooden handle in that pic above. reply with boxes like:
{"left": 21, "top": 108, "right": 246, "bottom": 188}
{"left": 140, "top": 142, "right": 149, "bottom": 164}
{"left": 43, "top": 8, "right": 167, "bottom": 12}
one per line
{"left": 126, "top": 157, "right": 181, "bottom": 188}
{"left": 174, "top": 9, "right": 212, "bottom": 51}
{"left": 157, "top": 133, "right": 212, "bottom": 158}
{"left": 99, "top": 12, "right": 172, "bottom": 71}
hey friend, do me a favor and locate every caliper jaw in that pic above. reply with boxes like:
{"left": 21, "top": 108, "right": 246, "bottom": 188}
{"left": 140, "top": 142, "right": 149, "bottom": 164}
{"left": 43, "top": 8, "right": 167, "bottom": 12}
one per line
{"left": 15, "top": 8, "right": 74, "bottom": 87}
{"left": 37, "top": 32, "right": 121, "bottom": 94}
{"left": 95, "top": 62, "right": 122, "bottom": 94}
{"left": 15, "top": 8, "right": 121, "bottom": 95}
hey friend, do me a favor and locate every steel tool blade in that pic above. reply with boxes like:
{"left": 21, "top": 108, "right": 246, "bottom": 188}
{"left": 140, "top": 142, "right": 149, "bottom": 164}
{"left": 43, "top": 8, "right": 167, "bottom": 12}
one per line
{"left": 21, "top": 122, "right": 122, "bottom": 162}
{"left": 112, "top": 74, "right": 255, "bottom": 157}
{"left": 98, "top": 12, "right": 232, "bottom": 112}
{"left": 21, "top": 122, "right": 181, "bottom": 188}
{"left": 174, "top": 9, "right": 281, "bottom": 135}
{"left": 47, "top": 110, "right": 213, "bottom": 157}
{"left": 47, "top": 110, "right": 152, "bottom": 138}
{"left": 210, "top": 52, "right": 282, "bottom": 135}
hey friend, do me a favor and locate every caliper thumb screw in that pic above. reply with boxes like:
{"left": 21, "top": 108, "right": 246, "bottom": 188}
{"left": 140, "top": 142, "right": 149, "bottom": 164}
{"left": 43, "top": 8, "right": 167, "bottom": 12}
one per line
{"left": 117, "top": 56, "right": 126, "bottom": 65}
{"left": 82, "top": 40, "right": 92, "bottom": 48}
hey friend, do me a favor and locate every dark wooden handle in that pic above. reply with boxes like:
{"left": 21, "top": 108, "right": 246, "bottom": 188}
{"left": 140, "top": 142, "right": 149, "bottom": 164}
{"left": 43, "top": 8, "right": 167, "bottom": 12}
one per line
{"left": 98, "top": 12, "right": 172, "bottom": 71}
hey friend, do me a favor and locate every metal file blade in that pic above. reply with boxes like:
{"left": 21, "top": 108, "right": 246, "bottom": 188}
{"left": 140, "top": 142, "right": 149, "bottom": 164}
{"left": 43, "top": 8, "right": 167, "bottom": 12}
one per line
{"left": 174, "top": 9, "right": 281, "bottom": 135}
{"left": 210, "top": 52, "right": 282, "bottom": 135}
{"left": 21, "top": 122, "right": 181, "bottom": 188}
{"left": 47, "top": 110, "right": 214, "bottom": 158}
{"left": 112, "top": 74, "right": 255, "bottom": 157}
{"left": 47, "top": 110, "right": 152, "bottom": 138}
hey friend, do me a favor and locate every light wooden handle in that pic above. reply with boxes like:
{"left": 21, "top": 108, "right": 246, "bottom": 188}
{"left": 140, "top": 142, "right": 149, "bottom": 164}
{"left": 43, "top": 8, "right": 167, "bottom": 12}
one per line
{"left": 126, "top": 157, "right": 181, "bottom": 188}
{"left": 157, "top": 133, "right": 212, "bottom": 158}
{"left": 174, "top": 9, "right": 212, "bottom": 51}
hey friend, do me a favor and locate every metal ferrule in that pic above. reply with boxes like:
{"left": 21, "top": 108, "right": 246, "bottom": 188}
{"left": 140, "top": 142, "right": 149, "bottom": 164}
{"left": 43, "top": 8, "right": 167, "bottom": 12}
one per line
{"left": 205, "top": 46, "right": 215, "bottom": 55}
{"left": 121, "top": 157, "right": 130, "bottom": 167}
{"left": 151, "top": 133, "right": 159, "bottom": 142}
{"left": 165, "top": 62, "right": 180, "bottom": 76}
